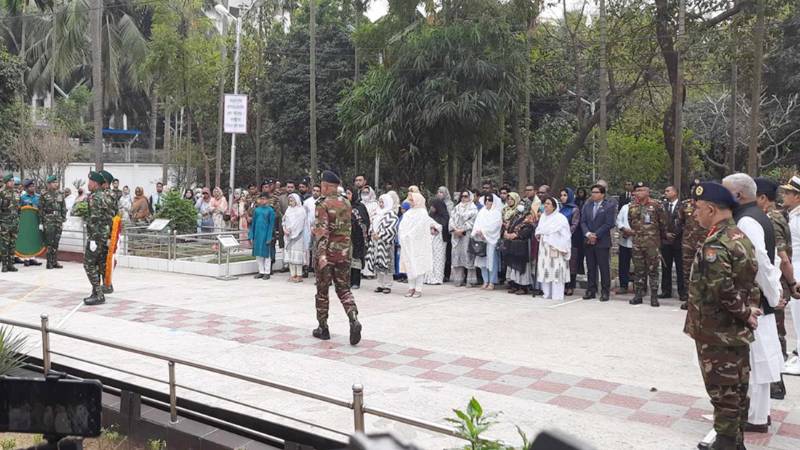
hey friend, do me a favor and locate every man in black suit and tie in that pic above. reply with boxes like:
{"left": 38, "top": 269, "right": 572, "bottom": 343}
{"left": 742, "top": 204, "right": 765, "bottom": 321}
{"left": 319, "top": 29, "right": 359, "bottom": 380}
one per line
{"left": 659, "top": 185, "right": 683, "bottom": 299}
{"left": 619, "top": 181, "right": 634, "bottom": 208}
{"left": 580, "top": 184, "right": 617, "bottom": 301}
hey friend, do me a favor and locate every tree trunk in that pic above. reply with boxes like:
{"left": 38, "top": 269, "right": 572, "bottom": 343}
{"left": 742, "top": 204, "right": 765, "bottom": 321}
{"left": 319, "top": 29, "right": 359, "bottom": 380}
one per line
{"left": 728, "top": 17, "right": 738, "bottom": 173}
{"left": 498, "top": 114, "right": 505, "bottom": 187}
{"left": 215, "top": 25, "right": 227, "bottom": 190}
{"left": 186, "top": 109, "right": 193, "bottom": 187}
{"left": 471, "top": 147, "right": 478, "bottom": 189}
{"left": 515, "top": 102, "right": 528, "bottom": 191}
{"left": 149, "top": 91, "right": 158, "bottom": 153}
{"left": 91, "top": 0, "right": 104, "bottom": 170}
{"left": 747, "top": 0, "right": 766, "bottom": 176}
{"left": 673, "top": 0, "right": 686, "bottom": 193}
{"left": 512, "top": 107, "right": 522, "bottom": 188}
{"left": 162, "top": 108, "right": 170, "bottom": 184}
{"left": 255, "top": 96, "right": 262, "bottom": 183}
{"left": 309, "top": 0, "right": 318, "bottom": 184}
{"left": 597, "top": 0, "right": 609, "bottom": 180}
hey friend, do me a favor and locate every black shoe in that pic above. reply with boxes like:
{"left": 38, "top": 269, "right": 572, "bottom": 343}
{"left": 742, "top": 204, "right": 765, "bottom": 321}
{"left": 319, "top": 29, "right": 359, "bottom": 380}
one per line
{"left": 312, "top": 326, "right": 330, "bottom": 340}
{"left": 706, "top": 435, "right": 737, "bottom": 449}
{"left": 28, "top": 259, "right": 41, "bottom": 266}
{"left": 374, "top": 287, "right": 384, "bottom": 293}
{"left": 254, "top": 273, "right": 264, "bottom": 279}
{"left": 52, "top": 262, "right": 63, "bottom": 269}
{"left": 599, "top": 293, "right": 609, "bottom": 302}
{"left": 13, "top": 257, "right": 23, "bottom": 264}
{"left": 102, "top": 285, "right": 114, "bottom": 294}
{"left": 629, "top": 297, "right": 643, "bottom": 305}
{"left": 1, "top": 265, "right": 7, "bottom": 273}
{"left": 6, "top": 264, "right": 17, "bottom": 272}
{"left": 263, "top": 274, "right": 270, "bottom": 280}
{"left": 743, "top": 422, "right": 768, "bottom": 433}
{"left": 650, "top": 296, "right": 660, "bottom": 307}
{"left": 83, "top": 290, "right": 106, "bottom": 306}
{"left": 349, "top": 317, "right": 362, "bottom": 346}
{"left": 582, "top": 291, "right": 596, "bottom": 300}
{"left": 680, "top": 301, "right": 688, "bottom": 310}
{"left": 23, "top": 260, "right": 30, "bottom": 267}
{"left": 382, "top": 288, "right": 391, "bottom": 294}
{"left": 658, "top": 292, "right": 671, "bottom": 299}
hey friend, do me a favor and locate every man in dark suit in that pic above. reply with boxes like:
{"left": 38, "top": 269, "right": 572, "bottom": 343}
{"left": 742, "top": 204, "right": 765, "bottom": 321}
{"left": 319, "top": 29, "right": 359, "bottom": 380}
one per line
{"left": 580, "top": 184, "right": 617, "bottom": 301}
{"left": 619, "top": 181, "right": 634, "bottom": 208}
{"left": 659, "top": 185, "right": 684, "bottom": 299}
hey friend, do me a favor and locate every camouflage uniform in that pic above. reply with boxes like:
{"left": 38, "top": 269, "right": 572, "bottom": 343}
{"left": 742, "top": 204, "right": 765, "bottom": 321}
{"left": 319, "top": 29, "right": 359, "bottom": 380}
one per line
{"left": 39, "top": 188, "right": 67, "bottom": 268}
{"left": 110, "top": 188, "right": 122, "bottom": 213}
{"left": 84, "top": 188, "right": 115, "bottom": 302}
{"left": 0, "top": 185, "right": 19, "bottom": 271}
{"left": 684, "top": 218, "right": 758, "bottom": 447}
{"left": 767, "top": 205, "right": 791, "bottom": 358}
{"left": 628, "top": 198, "right": 667, "bottom": 300}
{"left": 313, "top": 192, "right": 360, "bottom": 340}
{"left": 679, "top": 199, "right": 707, "bottom": 303}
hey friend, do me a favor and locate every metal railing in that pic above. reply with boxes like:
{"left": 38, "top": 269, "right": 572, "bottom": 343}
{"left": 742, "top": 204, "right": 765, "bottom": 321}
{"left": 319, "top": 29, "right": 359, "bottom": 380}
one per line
{"left": 1, "top": 315, "right": 462, "bottom": 442}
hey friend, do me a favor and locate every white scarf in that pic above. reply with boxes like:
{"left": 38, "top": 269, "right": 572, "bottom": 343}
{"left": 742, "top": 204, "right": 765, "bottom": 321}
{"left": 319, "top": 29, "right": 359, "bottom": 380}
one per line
{"left": 371, "top": 193, "right": 395, "bottom": 233}
{"left": 399, "top": 193, "right": 434, "bottom": 278}
{"left": 283, "top": 193, "right": 306, "bottom": 240}
{"left": 535, "top": 209, "right": 571, "bottom": 256}
{"left": 471, "top": 194, "right": 502, "bottom": 245}
{"left": 361, "top": 186, "right": 379, "bottom": 218}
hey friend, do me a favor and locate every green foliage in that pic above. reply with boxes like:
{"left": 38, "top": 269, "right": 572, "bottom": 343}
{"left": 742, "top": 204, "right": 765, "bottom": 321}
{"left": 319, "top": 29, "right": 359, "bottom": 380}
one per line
{"left": 155, "top": 190, "right": 197, "bottom": 234}
{"left": 147, "top": 438, "right": 167, "bottom": 450}
{"left": 0, "top": 326, "right": 28, "bottom": 376}
{"left": 50, "top": 85, "right": 92, "bottom": 139}
{"left": 445, "top": 397, "right": 504, "bottom": 450}
{"left": 0, "top": 438, "right": 16, "bottom": 450}
{"left": 31, "top": 434, "right": 44, "bottom": 445}
{"left": 607, "top": 127, "right": 669, "bottom": 190}
{"left": 71, "top": 200, "right": 88, "bottom": 218}
{"left": 0, "top": 48, "right": 28, "bottom": 168}
{"left": 0, "top": 48, "right": 25, "bottom": 105}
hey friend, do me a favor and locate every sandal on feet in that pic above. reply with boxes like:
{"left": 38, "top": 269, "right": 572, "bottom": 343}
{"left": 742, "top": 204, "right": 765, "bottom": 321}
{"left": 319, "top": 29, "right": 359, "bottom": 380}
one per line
{"left": 404, "top": 290, "right": 415, "bottom": 297}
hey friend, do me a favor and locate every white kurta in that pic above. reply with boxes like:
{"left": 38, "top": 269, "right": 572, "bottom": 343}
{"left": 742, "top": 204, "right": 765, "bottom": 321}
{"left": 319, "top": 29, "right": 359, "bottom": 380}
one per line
{"left": 736, "top": 217, "right": 783, "bottom": 384}
{"left": 788, "top": 208, "right": 800, "bottom": 355}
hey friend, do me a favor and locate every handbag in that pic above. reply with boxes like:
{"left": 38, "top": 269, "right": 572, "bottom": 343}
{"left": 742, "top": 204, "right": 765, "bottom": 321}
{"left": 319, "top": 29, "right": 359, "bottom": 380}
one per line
{"left": 468, "top": 238, "right": 487, "bottom": 257}
{"left": 501, "top": 239, "right": 529, "bottom": 258}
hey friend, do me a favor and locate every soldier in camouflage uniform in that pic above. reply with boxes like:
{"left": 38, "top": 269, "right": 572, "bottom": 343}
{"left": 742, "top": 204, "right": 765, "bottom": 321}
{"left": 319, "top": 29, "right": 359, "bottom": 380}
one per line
{"left": 684, "top": 182, "right": 761, "bottom": 450}
{"left": 98, "top": 170, "right": 118, "bottom": 293}
{"left": 83, "top": 171, "right": 115, "bottom": 305}
{"left": 628, "top": 182, "right": 667, "bottom": 307}
{"left": 0, "top": 174, "right": 19, "bottom": 272}
{"left": 312, "top": 170, "right": 362, "bottom": 345}
{"left": 39, "top": 175, "right": 67, "bottom": 269}
{"left": 679, "top": 179, "right": 707, "bottom": 310}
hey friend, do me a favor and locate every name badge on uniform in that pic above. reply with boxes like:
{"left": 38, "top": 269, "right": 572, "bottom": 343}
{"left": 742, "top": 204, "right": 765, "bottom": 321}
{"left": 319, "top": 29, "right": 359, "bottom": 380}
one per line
{"left": 644, "top": 213, "right": 651, "bottom": 225}
{"left": 704, "top": 247, "right": 717, "bottom": 263}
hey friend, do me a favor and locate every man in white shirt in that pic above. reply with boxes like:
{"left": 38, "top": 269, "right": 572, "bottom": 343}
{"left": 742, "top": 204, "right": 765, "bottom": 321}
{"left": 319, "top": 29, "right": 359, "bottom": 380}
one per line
{"left": 723, "top": 173, "right": 784, "bottom": 433}
{"left": 302, "top": 184, "right": 321, "bottom": 277}
{"left": 149, "top": 182, "right": 165, "bottom": 214}
{"left": 781, "top": 175, "right": 800, "bottom": 374}
{"left": 616, "top": 202, "right": 633, "bottom": 294}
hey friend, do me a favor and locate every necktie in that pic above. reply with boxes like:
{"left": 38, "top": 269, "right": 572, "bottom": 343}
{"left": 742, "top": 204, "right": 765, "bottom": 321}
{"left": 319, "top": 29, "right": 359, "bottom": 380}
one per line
{"left": 593, "top": 202, "right": 599, "bottom": 219}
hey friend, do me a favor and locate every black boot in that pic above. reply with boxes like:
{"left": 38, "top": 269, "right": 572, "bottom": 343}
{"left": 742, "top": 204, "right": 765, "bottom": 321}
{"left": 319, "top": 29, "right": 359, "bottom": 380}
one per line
{"left": 83, "top": 287, "right": 106, "bottom": 305}
{"left": 312, "top": 323, "right": 331, "bottom": 340}
{"left": 52, "top": 261, "right": 63, "bottom": 269}
{"left": 582, "top": 290, "right": 596, "bottom": 300}
{"left": 102, "top": 284, "right": 114, "bottom": 294}
{"left": 771, "top": 376, "right": 786, "bottom": 400}
{"left": 650, "top": 291, "right": 660, "bottom": 307}
{"left": 6, "top": 257, "right": 17, "bottom": 272}
{"left": 348, "top": 310, "right": 362, "bottom": 346}
{"left": 709, "top": 435, "right": 737, "bottom": 450}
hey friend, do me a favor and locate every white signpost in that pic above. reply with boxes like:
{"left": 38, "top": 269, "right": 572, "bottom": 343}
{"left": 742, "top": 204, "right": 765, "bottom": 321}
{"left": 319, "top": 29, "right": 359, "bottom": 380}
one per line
{"left": 223, "top": 94, "right": 248, "bottom": 134}
{"left": 216, "top": 234, "right": 241, "bottom": 281}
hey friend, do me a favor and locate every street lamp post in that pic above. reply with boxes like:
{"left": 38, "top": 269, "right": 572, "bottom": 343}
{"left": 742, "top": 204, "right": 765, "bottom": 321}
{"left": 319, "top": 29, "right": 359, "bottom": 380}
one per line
{"left": 216, "top": 5, "right": 243, "bottom": 207}
{"left": 567, "top": 90, "right": 599, "bottom": 184}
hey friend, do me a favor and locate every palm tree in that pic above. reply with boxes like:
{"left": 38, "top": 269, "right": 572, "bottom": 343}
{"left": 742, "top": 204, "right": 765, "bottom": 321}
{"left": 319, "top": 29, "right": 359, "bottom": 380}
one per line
{"left": 0, "top": 326, "right": 28, "bottom": 376}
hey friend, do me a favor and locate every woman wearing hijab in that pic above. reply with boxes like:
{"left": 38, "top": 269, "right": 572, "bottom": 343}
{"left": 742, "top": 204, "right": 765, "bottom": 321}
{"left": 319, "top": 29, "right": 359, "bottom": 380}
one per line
{"left": 210, "top": 187, "right": 228, "bottom": 232}
{"left": 129, "top": 187, "right": 151, "bottom": 226}
{"left": 183, "top": 189, "right": 195, "bottom": 201}
{"left": 535, "top": 197, "right": 572, "bottom": 300}
{"left": 472, "top": 194, "right": 503, "bottom": 289}
{"left": 347, "top": 188, "right": 371, "bottom": 289}
{"left": 196, "top": 188, "right": 214, "bottom": 232}
{"left": 450, "top": 191, "right": 478, "bottom": 287}
{"left": 398, "top": 193, "right": 441, "bottom": 298}
{"left": 360, "top": 186, "right": 379, "bottom": 277}
{"left": 230, "top": 188, "right": 250, "bottom": 247}
{"left": 503, "top": 192, "right": 521, "bottom": 225}
{"left": 425, "top": 198, "right": 450, "bottom": 285}
{"left": 502, "top": 204, "right": 534, "bottom": 295}
{"left": 437, "top": 186, "right": 455, "bottom": 214}
{"left": 371, "top": 193, "right": 399, "bottom": 293}
{"left": 559, "top": 188, "right": 582, "bottom": 296}
{"left": 282, "top": 193, "right": 308, "bottom": 282}
{"left": 437, "top": 186, "right": 455, "bottom": 281}
{"left": 118, "top": 186, "right": 133, "bottom": 223}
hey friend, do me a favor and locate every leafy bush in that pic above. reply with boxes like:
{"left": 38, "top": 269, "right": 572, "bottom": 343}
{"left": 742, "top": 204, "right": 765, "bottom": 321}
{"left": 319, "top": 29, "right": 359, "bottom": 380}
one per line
{"left": 155, "top": 190, "right": 198, "bottom": 234}
{"left": 71, "top": 200, "right": 88, "bottom": 217}
{"left": 446, "top": 398, "right": 532, "bottom": 450}
{"left": 0, "top": 326, "right": 28, "bottom": 376}
{"left": 0, "top": 438, "right": 16, "bottom": 450}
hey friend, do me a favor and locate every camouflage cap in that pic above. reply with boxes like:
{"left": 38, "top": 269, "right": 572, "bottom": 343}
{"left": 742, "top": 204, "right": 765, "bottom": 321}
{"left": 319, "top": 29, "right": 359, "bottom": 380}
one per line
{"left": 693, "top": 182, "right": 737, "bottom": 207}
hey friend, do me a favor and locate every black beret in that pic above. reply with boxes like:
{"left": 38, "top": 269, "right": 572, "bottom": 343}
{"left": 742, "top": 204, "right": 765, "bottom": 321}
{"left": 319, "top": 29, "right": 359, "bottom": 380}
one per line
{"left": 321, "top": 170, "right": 341, "bottom": 184}
{"left": 258, "top": 192, "right": 270, "bottom": 199}
{"left": 754, "top": 177, "right": 778, "bottom": 196}
{"left": 634, "top": 181, "right": 648, "bottom": 189}
{"left": 693, "top": 182, "right": 737, "bottom": 207}
{"left": 262, "top": 178, "right": 274, "bottom": 186}
{"left": 22, "top": 179, "right": 34, "bottom": 188}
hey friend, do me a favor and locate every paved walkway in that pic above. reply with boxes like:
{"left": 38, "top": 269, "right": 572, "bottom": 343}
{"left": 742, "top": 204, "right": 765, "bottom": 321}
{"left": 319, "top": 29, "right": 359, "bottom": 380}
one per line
{"left": 1, "top": 264, "right": 798, "bottom": 449}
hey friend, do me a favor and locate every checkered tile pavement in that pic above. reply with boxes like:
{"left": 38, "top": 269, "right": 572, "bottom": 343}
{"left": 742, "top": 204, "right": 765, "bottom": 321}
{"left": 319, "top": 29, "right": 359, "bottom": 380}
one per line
{"left": 3, "top": 278, "right": 799, "bottom": 448}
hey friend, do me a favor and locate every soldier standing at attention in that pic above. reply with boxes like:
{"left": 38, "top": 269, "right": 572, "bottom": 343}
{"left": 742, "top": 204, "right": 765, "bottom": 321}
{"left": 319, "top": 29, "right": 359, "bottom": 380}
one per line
{"left": 0, "top": 174, "right": 19, "bottom": 272}
{"left": 312, "top": 170, "right": 362, "bottom": 345}
{"left": 40, "top": 175, "right": 67, "bottom": 269}
{"left": 84, "top": 171, "right": 114, "bottom": 305}
{"left": 628, "top": 181, "right": 667, "bottom": 307}
{"left": 98, "top": 170, "right": 118, "bottom": 293}
{"left": 678, "top": 179, "right": 707, "bottom": 310}
{"left": 685, "top": 182, "right": 761, "bottom": 450}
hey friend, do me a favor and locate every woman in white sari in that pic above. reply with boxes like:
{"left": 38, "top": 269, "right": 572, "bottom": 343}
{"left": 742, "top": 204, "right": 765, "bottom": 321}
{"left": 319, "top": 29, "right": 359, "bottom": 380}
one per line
{"left": 449, "top": 191, "right": 478, "bottom": 286}
{"left": 471, "top": 194, "right": 503, "bottom": 290}
{"left": 398, "top": 192, "right": 441, "bottom": 298}
{"left": 371, "top": 194, "right": 399, "bottom": 293}
{"left": 360, "top": 186, "right": 379, "bottom": 277}
{"left": 282, "top": 193, "right": 308, "bottom": 282}
{"left": 535, "top": 197, "right": 572, "bottom": 300}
